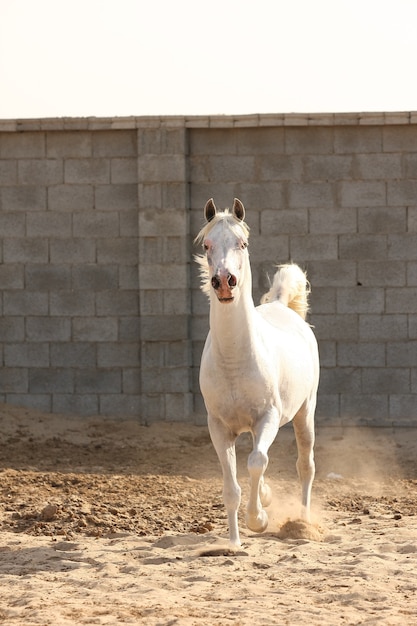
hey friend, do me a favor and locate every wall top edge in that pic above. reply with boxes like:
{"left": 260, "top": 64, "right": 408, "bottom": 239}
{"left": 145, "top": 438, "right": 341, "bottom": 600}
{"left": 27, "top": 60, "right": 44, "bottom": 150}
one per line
{"left": 1, "top": 111, "right": 417, "bottom": 132}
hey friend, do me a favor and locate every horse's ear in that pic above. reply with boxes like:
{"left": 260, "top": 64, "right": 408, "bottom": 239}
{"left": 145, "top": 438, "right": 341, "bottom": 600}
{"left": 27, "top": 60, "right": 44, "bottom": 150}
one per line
{"left": 204, "top": 198, "right": 217, "bottom": 222}
{"left": 232, "top": 198, "right": 245, "bottom": 222}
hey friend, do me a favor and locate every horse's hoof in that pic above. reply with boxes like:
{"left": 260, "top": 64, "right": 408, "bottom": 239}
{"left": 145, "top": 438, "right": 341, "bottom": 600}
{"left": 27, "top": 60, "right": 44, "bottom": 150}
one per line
{"left": 246, "top": 509, "right": 268, "bottom": 533}
{"left": 260, "top": 483, "right": 272, "bottom": 507}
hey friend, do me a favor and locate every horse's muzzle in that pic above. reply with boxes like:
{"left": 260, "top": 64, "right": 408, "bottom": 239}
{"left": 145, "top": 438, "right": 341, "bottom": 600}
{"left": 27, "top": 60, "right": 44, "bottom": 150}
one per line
{"left": 211, "top": 273, "right": 236, "bottom": 302}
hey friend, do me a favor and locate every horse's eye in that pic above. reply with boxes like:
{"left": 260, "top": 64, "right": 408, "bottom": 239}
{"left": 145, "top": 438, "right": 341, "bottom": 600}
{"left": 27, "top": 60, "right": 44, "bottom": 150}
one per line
{"left": 241, "top": 242, "right": 248, "bottom": 249}
{"left": 204, "top": 243, "right": 209, "bottom": 251}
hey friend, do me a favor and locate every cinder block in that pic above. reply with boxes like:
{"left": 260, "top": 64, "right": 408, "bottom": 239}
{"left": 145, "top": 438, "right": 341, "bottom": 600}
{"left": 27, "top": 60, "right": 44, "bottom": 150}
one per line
{"left": 122, "top": 369, "right": 140, "bottom": 394}
{"left": 111, "top": 158, "right": 138, "bottom": 183}
{"left": 319, "top": 367, "right": 361, "bottom": 393}
{"left": 337, "top": 342, "right": 385, "bottom": 367}
{"left": 141, "top": 366, "right": 190, "bottom": 393}
{"left": 50, "top": 343, "right": 96, "bottom": 367}
{"left": 0, "top": 159, "right": 17, "bottom": 184}
{"left": 389, "top": 394, "right": 417, "bottom": 420}
{"left": 339, "top": 235, "right": 387, "bottom": 260}
{"left": 285, "top": 127, "right": 333, "bottom": 154}
{"left": 119, "top": 317, "right": 140, "bottom": 341}
{"left": 26, "top": 212, "right": 72, "bottom": 237}
{"left": 50, "top": 291, "right": 95, "bottom": 316}
{"left": 304, "top": 155, "right": 353, "bottom": 181}
{"left": 48, "top": 184, "right": 94, "bottom": 211}
{"left": 165, "top": 392, "right": 194, "bottom": 421}
{"left": 358, "top": 207, "right": 407, "bottom": 234}
{"left": 72, "top": 264, "right": 118, "bottom": 290}
{"left": 46, "top": 131, "right": 92, "bottom": 157}
{"left": 29, "top": 368, "right": 73, "bottom": 393}
{"left": 386, "top": 288, "right": 417, "bottom": 313}
{"left": 354, "top": 153, "right": 402, "bottom": 179}
{"left": 339, "top": 181, "right": 386, "bottom": 207}
{"left": 309, "top": 208, "right": 357, "bottom": 234}
{"left": 5, "top": 343, "right": 49, "bottom": 367}
{"left": 0, "top": 265, "right": 24, "bottom": 289}
{"left": 309, "top": 287, "right": 337, "bottom": 314}
{"left": 4, "top": 291, "right": 48, "bottom": 315}
{"left": 288, "top": 182, "right": 334, "bottom": 208}
{"left": 340, "top": 394, "right": 389, "bottom": 422}
{"left": 99, "top": 394, "right": 141, "bottom": 418}
{"left": 334, "top": 127, "right": 382, "bottom": 153}
{"left": 257, "top": 155, "right": 303, "bottom": 181}
{"left": 188, "top": 128, "right": 237, "bottom": 156}
{"left": 387, "top": 341, "right": 417, "bottom": 366}
{"left": 388, "top": 234, "right": 417, "bottom": 260}
{"left": 72, "top": 317, "right": 118, "bottom": 342}
{"left": 362, "top": 368, "right": 410, "bottom": 394}
{"left": 96, "top": 238, "right": 138, "bottom": 265}
{"left": 26, "top": 317, "right": 71, "bottom": 342}
{"left": 64, "top": 158, "right": 110, "bottom": 184}
{"left": 306, "top": 261, "right": 356, "bottom": 287}
{"left": 407, "top": 261, "right": 417, "bottom": 286}
{"left": 50, "top": 239, "right": 96, "bottom": 264}
{"left": 312, "top": 314, "right": 358, "bottom": 341}
{"left": 0, "top": 368, "right": 28, "bottom": 392}
{"left": 139, "top": 210, "right": 187, "bottom": 239}
{"left": 4, "top": 238, "right": 48, "bottom": 263}
{"left": 314, "top": 394, "right": 340, "bottom": 423}
{"left": 261, "top": 209, "right": 308, "bottom": 234}
{"left": 97, "top": 342, "right": 140, "bottom": 367}
{"left": 0, "top": 132, "right": 45, "bottom": 158}
{"left": 93, "top": 130, "right": 137, "bottom": 157}
{"left": 73, "top": 211, "right": 119, "bottom": 237}
{"left": 0, "top": 212, "right": 25, "bottom": 236}
{"left": 95, "top": 184, "right": 137, "bottom": 211}
{"left": 138, "top": 154, "right": 186, "bottom": 183}
{"left": 1, "top": 186, "right": 46, "bottom": 211}
{"left": 290, "top": 235, "right": 338, "bottom": 260}
{"left": 236, "top": 127, "right": 285, "bottom": 155}
{"left": 18, "top": 159, "right": 63, "bottom": 185}
{"left": 383, "top": 125, "right": 417, "bottom": 152}
{"left": 74, "top": 368, "right": 121, "bottom": 394}
{"left": 25, "top": 265, "right": 71, "bottom": 290}
{"left": 359, "top": 314, "right": 408, "bottom": 340}
{"left": 163, "top": 289, "right": 190, "bottom": 315}
{"left": 6, "top": 393, "right": 51, "bottom": 412}
{"left": 0, "top": 318, "right": 25, "bottom": 342}
{"left": 387, "top": 180, "right": 417, "bottom": 206}
{"left": 358, "top": 260, "right": 406, "bottom": 286}
{"left": 53, "top": 394, "right": 98, "bottom": 416}
{"left": 315, "top": 340, "right": 336, "bottom": 367}
{"left": 337, "top": 287, "right": 385, "bottom": 314}
{"left": 139, "top": 264, "right": 188, "bottom": 290}
{"left": 96, "top": 291, "right": 138, "bottom": 316}
{"left": 140, "top": 315, "right": 188, "bottom": 341}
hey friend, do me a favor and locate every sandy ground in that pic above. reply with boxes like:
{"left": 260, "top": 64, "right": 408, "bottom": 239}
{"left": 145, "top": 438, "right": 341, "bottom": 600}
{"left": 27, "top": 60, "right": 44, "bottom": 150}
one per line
{"left": 0, "top": 403, "right": 416, "bottom": 625}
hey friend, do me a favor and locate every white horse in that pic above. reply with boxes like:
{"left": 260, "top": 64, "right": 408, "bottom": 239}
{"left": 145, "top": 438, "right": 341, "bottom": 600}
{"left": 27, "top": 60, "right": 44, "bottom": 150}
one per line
{"left": 195, "top": 198, "right": 319, "bottom": 546}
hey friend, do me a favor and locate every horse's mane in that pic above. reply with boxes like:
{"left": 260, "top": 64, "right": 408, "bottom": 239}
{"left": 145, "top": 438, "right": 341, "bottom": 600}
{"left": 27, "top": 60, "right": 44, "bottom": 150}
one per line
{"left": 194, "top": 209, "right": 250, "bottom": 297}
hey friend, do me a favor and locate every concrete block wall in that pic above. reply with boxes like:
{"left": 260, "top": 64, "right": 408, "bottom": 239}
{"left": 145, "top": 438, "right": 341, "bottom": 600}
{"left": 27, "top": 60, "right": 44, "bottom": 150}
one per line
{"left": 0, "top": 112, "right": 416, "bottom": 426}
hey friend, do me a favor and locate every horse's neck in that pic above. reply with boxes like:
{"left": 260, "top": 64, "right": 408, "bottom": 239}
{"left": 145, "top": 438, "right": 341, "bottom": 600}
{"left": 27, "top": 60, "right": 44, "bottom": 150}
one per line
{"left": 209, "top": 290, "right": 258, "bottom": 363}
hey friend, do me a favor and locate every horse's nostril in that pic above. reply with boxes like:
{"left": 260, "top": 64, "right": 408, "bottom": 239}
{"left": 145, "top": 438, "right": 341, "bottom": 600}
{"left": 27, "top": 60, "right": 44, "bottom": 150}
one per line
{"left": 211, "top": 276, "right": 221, "bottom": 290}
{"left": 228, "top": 274, "right": 237, "bottom": 288}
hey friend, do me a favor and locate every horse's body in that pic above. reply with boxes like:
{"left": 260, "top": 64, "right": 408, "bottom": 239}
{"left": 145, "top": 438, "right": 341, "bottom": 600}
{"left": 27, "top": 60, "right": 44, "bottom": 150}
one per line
{"left": 196, "top": 198, "right": 319, "bottom": 546}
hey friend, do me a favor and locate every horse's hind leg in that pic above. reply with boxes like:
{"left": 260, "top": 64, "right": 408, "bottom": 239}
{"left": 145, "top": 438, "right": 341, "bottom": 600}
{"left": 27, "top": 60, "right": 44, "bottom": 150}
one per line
{"left": 207, "top": 414, "right": 241, "bottom": 546}
{"left": 246, "top": 408, "right": 279, "bottom": 533}
{"left": 293, "top": 403, "right": 316, "bottom": 522}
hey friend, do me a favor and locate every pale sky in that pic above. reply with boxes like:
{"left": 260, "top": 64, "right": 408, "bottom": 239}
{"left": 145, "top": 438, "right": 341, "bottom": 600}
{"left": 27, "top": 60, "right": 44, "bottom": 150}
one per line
{"left": 1, "top": 0, "right": 416, "bottom": 119}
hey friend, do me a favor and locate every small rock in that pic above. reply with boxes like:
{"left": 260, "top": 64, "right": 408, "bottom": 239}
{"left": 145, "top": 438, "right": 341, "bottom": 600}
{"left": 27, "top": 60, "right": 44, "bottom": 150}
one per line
{"left": 41, "top": 504, "right": 58, "bottom": 521}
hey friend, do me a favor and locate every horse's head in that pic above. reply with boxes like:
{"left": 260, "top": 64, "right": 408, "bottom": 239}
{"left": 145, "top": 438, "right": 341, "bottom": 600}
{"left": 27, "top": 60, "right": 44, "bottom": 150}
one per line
{"left": 195, "top": 198, "right": 250, "bottom": 303}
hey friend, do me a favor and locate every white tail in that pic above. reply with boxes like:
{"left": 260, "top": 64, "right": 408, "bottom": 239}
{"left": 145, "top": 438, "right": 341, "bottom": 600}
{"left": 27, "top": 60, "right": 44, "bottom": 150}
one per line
{"left": 260, "top": 263, "right": 310, "bottom": 320}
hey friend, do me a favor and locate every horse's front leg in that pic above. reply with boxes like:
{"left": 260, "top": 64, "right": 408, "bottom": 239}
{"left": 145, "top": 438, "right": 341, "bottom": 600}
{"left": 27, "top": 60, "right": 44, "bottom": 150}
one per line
{"left": 246, "top": 408, "right": 279, "bottom": 533}
{"left": 207, "top": 414, "right": 241, "bottom": 546}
